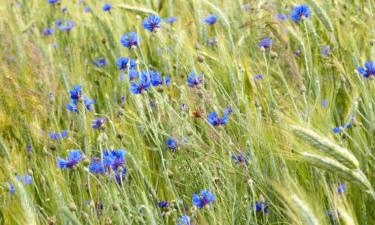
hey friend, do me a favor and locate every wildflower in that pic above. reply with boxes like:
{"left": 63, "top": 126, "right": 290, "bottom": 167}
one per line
{"left": 57, "top": 20, "right": 75, "bottom": 32}
{"left": 84, "top": 97, "right": 95, "bottom": 111}
{"left": 332, "top": 123, "right": 351, "bottom": 134}
{"left": 89, "top": 158, "right": 105, "bottom": 174}
{"left": 49, "top": 130, "right": 68, "bottom": 141}
{"left": 177, "top": 215, "right": 192, "bottom": 225}
{"left": 130, "top": 72, "right": 151, "bottom": 94}
{"left": 103, "top": 149, "right": 126, "bottom": 171}
{"left": 143, "top": 15, "right": 162, "bottom": 32}
{"left": 258, "top": 38, "right": 272, "bottom": 49}
{"left": 253, "top": 74, "right": 263, "bottom": 80}
{"left": 23, "top": 175, "right": 33, "bottom": 185}
{"left": 276, "top": 14, "right": 288, "bottom": 21}
{"left": 84, "top": 6, "right": 91, "bottom": 13}
{"left": 338, "top": 183, "right": 346, "bottom": 194}
{"left": 187, "top": 71, "right": 203, "bottom": 87}
{"left": 203, "top": 15, "right": 217, "bottom": 25}
{"left": 120, "top": 32, "right": 140, "bottom": 49}
{"left": 94, "top": 58, "right": 107, "bottom": 68}
{"left": 69, "top": 85, "right": 82, "bottom": 101}
{"left": 158, "top": 201, "right": 169, "bottom": 208}
{"left": 357, "top": 61, "right": 375, "bottom": 78}
{"left": 92, "top": 118, "right": 106, "bottom": 129}
{"left": 149, "top": 70, "right": 163, "bottom": 86}
{"left": 116, "top": 58, "right": 136, "bottom": 70}
{"left": 321, "top": 99, "right": 329, "bottom": 108}
{"left": 114, "top": 168, "right": 127, "bottom": 184}
{"left": 43, "top": 28, "right": 54, "bottom": 36}
{"left": 231, "top": 153, "right": 248, "bottom": 164}
{"left": 254, "top": 201, "right": 269, "bottom": 214}
{"left": 102, "top": 3, "right": 112, "bottom": 12}
{"left": 192, "top": 190, "right": 215, "bottom": 209}
{"left": 208, "top": 38, "right": 218, "bottom": 46}
{"left": 166, "top": 138, "right": 177, "bottom": 151}
{"left": 9, "top": 183, "right": 15, "bottom": 194}
{"left": 61, "top": 6, "right": 67, "bottom": 13}
{"left": 165, "top": 17, "right": 177, "bottom": 24}
{"left": 290, "top": 4, "right": 311, "bottom": 23}
{"left": 129, "top": 69, "right": 140, "bottom": 81}
{"left": 207, "top": 108, "right": 231, "bottom": 126}
{"left": 48, "top": 0, "right": 59, "bottom": 4}
{"left": 320, "top": 45, "right": 331, "bottom": 57}
{"left": 164, "top": 76, "right": 171, "bottom": 86}
{"left": 57, "top": 150, "right": 83, "bottom": 169}
{"left": 27, "top": 144, "right": 32, "bottom": 153}
{"left": 121, "top": 96, "right": 126, "bottom": 106}
{"left": 243, "top": 3, "right": 250, "bottom": 12}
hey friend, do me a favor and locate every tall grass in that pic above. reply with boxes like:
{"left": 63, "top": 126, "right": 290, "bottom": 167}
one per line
{"left": 0, "top": 0, "right": 374, "bottom": 224}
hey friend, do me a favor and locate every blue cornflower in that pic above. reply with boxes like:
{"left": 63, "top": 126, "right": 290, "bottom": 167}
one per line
{"left": 143, "top": 15, "right": 162, "bottom": 32}
{"left": 149, "top": 70, "right": 163, "bottom": 86}
{"left": 158, "top": 201, "right": 169, "bottom": 208}
{"left": 49, "top": 130, "right": 68, "bottom": 141}
{"left": 61, "top": 6, "right": 67, "bottom": 13}
{"left": 48, "top": 0, "right": 59, "bottom": 4}
{"left": 357, "top": 61, "right": 375, "bottom": 78}
{"left": 290, "top": 4, "right": 311, "bottom": 23}
{"left": 177, "top": 215, "right": 192, "bottom": 225}
{"left": 187, "top": 71, "right": 203, "bottom": 87}
{"left": 166, "top": 138, "right": 177, "bottom": 151}
{"left": 129, "top": 69, "right": 140, "bottom": 81}
{"left": 43, "top": 28, "right": 54, "bottom": 36}
{"left": 84, "top": 6, "right": 91, "bottom": 13}
{"left": 116, "top": 57, "right": 129, "bottom": 70}
{"left": 321, "top": 99, "right": 329, "bottom": 108}
{"left": 102, "top": 3, "right": 112, "bottom": 12}
{"left": 254, "top": 201, "right": 269, "bottom": 214}
{"left": 164, "top": 76, "right": 171, "bottom": 86}
{"left": 320, "top": 45, "right": 331, "bottom": 57}
{"left": 120, "top": 32, "right": 140, "bottom": 49}
{"left": 114, "top": 168, "right": 127, "bottom": 184}
{"left": 258, "top": 38, "right": 272, "bottom": 49}
{"left": 69, "top": 85, "right": 82, "bottom": 101}
{"left": 207, "top": 108, "right": 231, "bottom": 126}
{"left": 231, "top": 153, "right": 248, "bottom": 164}
{"left": 276, "top": 14, "right": 288, "bottom": 21}
{"left": 253, "top": 74, "right": 263, "bottom": 80}
{"left": 84, "top": 97, "right": 95, "bottom": 111}
{"left": 94, "top": 58, "right": 107, "bottom": 68}
{"left": 92, "top": 118, "right": 106, "bottom": 129}
{"left": 192, "top": 190, "right": 215, "bottom": 209}
{"left": 23, "top": 175, "right": 33, "bottom": 185}
{"left": 57, "top": 20, "right": 75, "bottom": 32}
{"left": 89, "top": 158, "right": 105, "bottom": 174}
{"left": 103, "top": 149, "right": 126, "bottom": 171}
{"left": 66, "top": 101, "right": 78, "bottom": 112}
{"left": 27, "top": 144, "right": 32, "bottom": 153}
{"left": 338, "top": 183, "right": 346, "bottom": 194}
{"left": 165, "top": 17, "right": 177, "bottom": 24}
{"left": 57, "top": 150, "right": 83, "bottom": 169}
{"left": 130, "top": 71, "right": 151, "bottom": 94}
{"left": 332, "top": 123, "right": 351, "bottom": 134}
{"left": 203, "top": 15, "right": 217, "bottom": 25}
{"left": 9, "top": 183, "right": 15, "bottom": 194}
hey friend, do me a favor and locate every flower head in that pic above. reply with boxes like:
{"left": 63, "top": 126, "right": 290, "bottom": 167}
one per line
{"left": 149, "top": 70, "right": 163, "bottom": 87}
{"left": 166, "top": 138, "right": 177, "bottom": 151}
{"left": 102, "top": 3, "right": 112, "bottom": 12}
{"left": 204, "top": 15, "right": 217, "bottom": 25}
{"left": 130, "top": 71, "right": 151, "bottom": 94}
{"left": 120, "top": 32, "right": 140, "bottom": 49}
{"left": 92, "top": 118, "right": 106, "bottom": 129}
{"left": 192, "top": 190, "right": 215, "bottom": 209}
{"left": 276, "top": 14, "right": 288, "bottom": 21}
{"left": 57, "top": 20, "right": 75, "bottom": 32}
{"left": 57, "top": 150, "right": 83, "bottom": 169}
{"left": 49, "top": 130, "right": 68, "bottom": 141}
{"left": 69, "top": 85, "right": 82, "bottom": 101}
{"left": 357, "top": 61, "right": 375, "bottom": 78}
{"left": 84, "top": 97, "right": 95, "bottom": 111}
{"left": 128, "top": 69, "right": 140, "bottom": 81}
{"left": 143, "top": 15, "right": 162, "bottom": 32}
{"left": 254, "top": 201, "right": 269, "bottom": 214}
{"left": 158, "top": 201, "right": 169, "bottom": 208}
{"left": 207, "top": 108, "right": 231, "bottom": 126}
{"left": 177, "top": 215, "right": 192, "bottom": 225}
{"left": 231, "top": 153, "right": 248, "bottom": 164}
{"left": 258, "top": 38, "right": 272, "bottom": 49}
{"left": 290, "top": 4, "right": 311, "bottom": 22}
{"left": 48, "top": 0, "right": 59, "bottom": 4}
{"left": 165, "top": 17, "right": 177, "bottom": 24}
{"left": 320, "top": 45, "right": 331, "bottom": 57}
{"left": 43, "top": 28, "right": 54, "bottom": 36}
{"left": 103, "top": 149, "right": 126, "bottom": 171}
{"left": 94, "top": 58, "right": 107, "bottom": 68}
{"left": 187, "top": 71, "right": 203, "bottom": 87}
{"left": 338, "top": 183, "right": 346, "bottom": 194}
{"left": 164, "top": 76, "right": 171, "bottom": 86}
{"left": 89, "top": 158, "right": 105, "bottom": 174}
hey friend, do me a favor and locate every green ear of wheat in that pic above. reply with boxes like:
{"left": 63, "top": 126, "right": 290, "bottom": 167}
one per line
{"left": 291, "top": 125, "right": 359, "bottom": 169}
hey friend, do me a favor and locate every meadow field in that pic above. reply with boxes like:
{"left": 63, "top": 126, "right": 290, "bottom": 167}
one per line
{"left": 0, "top": 0, "right": 374, "bottom": 224}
